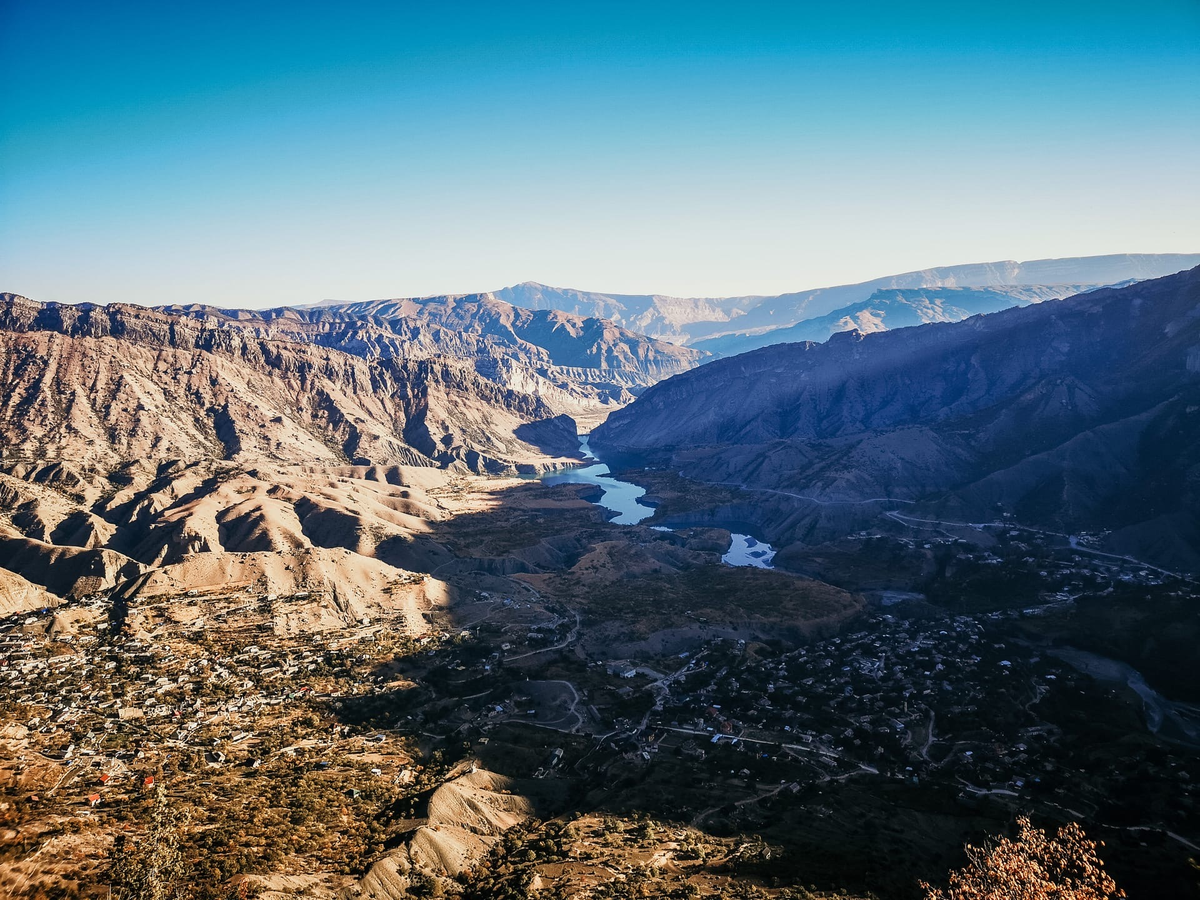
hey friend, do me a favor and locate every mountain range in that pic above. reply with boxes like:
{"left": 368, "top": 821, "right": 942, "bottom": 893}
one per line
{"left": 300, "top": 294, "right": 704, "bottom": 385}
{"left": 593, "top": 266, "right": 1200, "bottom": 570}
{"left": 4, "top": 253, "right": 1200, "bottom": 614}
{"left": 0, "top": 291, "right": 702, "bottom": 464}
{"left": 495, "top": 253, "right": 1200, "bottom": 345}
{"left": 3, "top": 258, "right": 1200, "bottom": 899}
{"left": 690, "top": 283, "right": 1124, "bottom": 358}
{"left": 0, "top": 294, "right": 571, "bottom": 475}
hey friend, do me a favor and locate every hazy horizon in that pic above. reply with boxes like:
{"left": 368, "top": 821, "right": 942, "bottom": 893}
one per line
{"left": 6, "top": 250, "right": 1200, "bottom": 310}
{"left": 2, "top": 1, "right": 1198, "bottom": 307}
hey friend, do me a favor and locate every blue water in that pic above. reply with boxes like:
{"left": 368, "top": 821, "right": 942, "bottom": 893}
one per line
{"left": 540, "top": 435, "right": 656, "bottom": 525}
{"left": 542, "top": 435, "right": 776, "bottom": 568}
{"left": 722, "top": 533, "right": 777, "bottom": 569}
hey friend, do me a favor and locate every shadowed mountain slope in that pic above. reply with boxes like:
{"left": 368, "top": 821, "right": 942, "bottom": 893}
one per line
{"left": 593, "top": 266, "right": 1200, "bottom": 569}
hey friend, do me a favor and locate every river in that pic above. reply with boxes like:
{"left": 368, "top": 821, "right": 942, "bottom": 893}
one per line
{"left": 540, "top": 434, "right": 656, "bottom": 525}
{"left": 721, "top": 533, "right": 777, "bottom": 568}
{"left": 541, "top": 435, "right": 777, "bottom": 568}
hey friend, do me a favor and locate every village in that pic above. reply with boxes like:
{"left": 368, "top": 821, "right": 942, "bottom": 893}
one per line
{"left": 1, "top": 530, "right": 1197, "bottom": 897}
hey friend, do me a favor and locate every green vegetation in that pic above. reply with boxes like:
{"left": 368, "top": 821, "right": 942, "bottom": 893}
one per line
{"left": 109, "top": 786, "right": 190, "bottom": 900}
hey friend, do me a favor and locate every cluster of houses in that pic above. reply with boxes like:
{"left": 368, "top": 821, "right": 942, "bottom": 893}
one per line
{"left": 0, "top": 597, "right": 444, "bottom": 813}
{"left": 628, "top": 614, "right": 1089, "bottom": 800}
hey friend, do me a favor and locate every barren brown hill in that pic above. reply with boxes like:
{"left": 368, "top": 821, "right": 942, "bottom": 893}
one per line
{"left": 0, "top": 293, "right": 602, "bottom": 621}
{"left": 0, "top": 457, "right": 474, "bottom": 654}
{"left": 157, "top": 292, "right": 707, "bottom": 425}
{"left": 0, "top": 293, "right": 584, "bottom": 475}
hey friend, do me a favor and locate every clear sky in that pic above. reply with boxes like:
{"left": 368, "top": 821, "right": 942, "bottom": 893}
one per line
{"left": 2, "top": 1, "right": 1198, "bottom": 306}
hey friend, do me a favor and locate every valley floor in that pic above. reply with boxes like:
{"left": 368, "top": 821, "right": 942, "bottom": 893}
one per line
{"left": 1, "top": 461, "right": 1197, "bottom": 899}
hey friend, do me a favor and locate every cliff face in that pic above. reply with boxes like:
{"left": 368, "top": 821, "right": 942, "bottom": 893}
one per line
{"left": 0, "top": 294, "right": 571, "bottom": 475}
{"left": 159, "top": 293, "right": 706, "bottom": 400}
{"left": 594, "top": 267, "right": 1200, "bottom": 569}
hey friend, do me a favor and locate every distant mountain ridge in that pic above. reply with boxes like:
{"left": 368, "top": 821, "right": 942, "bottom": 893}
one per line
{"left": 493, "top": 282, "right": 756, "bottom": 346}
{"left": 593, "top": 266, "right": 1200, "bottom": 570}
{"left": 691, "top": 283, "right": 1115, "bottom": 358}
{"left": 307, "top": 295, "right": 702, "bottom": 380}
{"left": 495, "top": 254, "right": 1200, "bottom": 345}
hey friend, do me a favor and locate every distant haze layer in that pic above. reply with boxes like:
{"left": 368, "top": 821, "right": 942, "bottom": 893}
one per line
{"left": 498, "top": 254, "right": 1200, "bottom": 345}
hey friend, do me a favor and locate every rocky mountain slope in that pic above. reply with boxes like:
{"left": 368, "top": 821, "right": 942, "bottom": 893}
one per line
{"left": 0, "top": 453, "right": 461, "bottom": 618}
{"left": 0, "top": 289, "right": 708, "bottom": 625}
{"left": 171, "top": 292, "right": 706, "bottom": 420}
{"left": 494, "top": 281, "right": 758, "bottom": 345}
{"left": 593, "top": 266, "right": 1200, "bottom": 569}
{"left": 0, "top": 294, "right": 584, "bottom": 475}
{"left": 497, "top": 254, "right": 1200, "bottom": 344}
{"left": 691, "top": 283, "right": 1110, "bottom": 358}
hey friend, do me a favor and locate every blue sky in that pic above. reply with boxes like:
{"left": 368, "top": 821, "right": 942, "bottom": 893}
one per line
{"left": 2, "top": 1, "right": 1198, "bottom": 306}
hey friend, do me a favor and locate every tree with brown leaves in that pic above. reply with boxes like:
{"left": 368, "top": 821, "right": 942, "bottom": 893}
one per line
{"left": 922, "top": 817, "right": 1124, "bottom": 900}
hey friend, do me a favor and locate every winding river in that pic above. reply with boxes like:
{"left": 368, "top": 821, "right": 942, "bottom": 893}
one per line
{"left": 540, "top": 434, "right": 656, "bottom": 525}
{"left": 541, "top": 435, "right": 776, "bottom": 568}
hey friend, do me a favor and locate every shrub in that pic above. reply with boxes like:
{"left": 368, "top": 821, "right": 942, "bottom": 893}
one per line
{"left": 921, "top": 817, "right": 1124, "bottom": 900}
